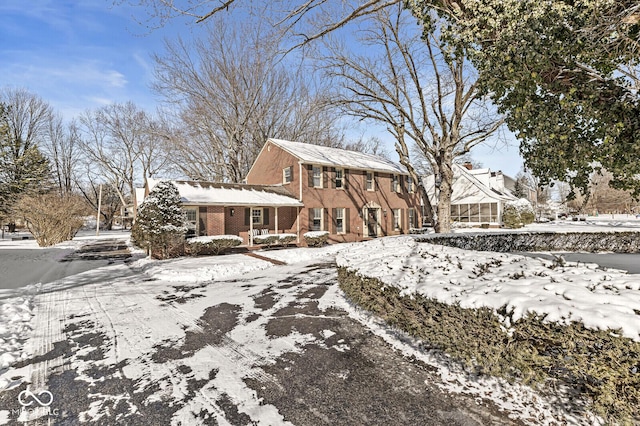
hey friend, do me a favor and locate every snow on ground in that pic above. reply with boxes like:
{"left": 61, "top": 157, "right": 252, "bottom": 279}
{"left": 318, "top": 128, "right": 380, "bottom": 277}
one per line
{"left": 1, "top": 222, "right": 639, "bottom": 423}
{"left": 337, "top": 236, "right": 640, "bottom": 341}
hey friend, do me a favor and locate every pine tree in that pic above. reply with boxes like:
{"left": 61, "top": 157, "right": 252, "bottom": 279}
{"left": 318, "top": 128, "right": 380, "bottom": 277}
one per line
{"left": 131, "top": 181, "right": 187, "bottom": 259}
{"left": 0, "top": 103, "right": 51, "bottom": 226}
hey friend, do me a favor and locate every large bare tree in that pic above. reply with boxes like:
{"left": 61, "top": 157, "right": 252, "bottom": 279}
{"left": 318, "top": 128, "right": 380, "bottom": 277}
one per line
{"left": 43, "top": 115, "right": 81, "bottom": 195}
{"left": 152, "top": 17, "right": 344, "bottom": 183}
{"left": 320, "top": 6, "right": 503, "bottom": 232}
{"left": 78, "top": 102, "right": 169, "bottom": 218}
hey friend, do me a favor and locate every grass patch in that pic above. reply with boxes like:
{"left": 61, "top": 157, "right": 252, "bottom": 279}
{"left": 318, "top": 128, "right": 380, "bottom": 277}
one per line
{"left": 338, "top": 267, "right": 640, "bottom": 424}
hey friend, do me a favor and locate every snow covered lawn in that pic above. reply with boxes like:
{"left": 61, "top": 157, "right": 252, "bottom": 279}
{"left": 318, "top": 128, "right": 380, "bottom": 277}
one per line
{"left": 336, "top": 236, "right": 640, "bottom": 423}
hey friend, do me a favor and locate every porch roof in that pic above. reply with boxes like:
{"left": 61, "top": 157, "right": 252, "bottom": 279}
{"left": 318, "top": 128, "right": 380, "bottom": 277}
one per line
{"left": 149, "top": 179, "right": 304, "bottom": 207}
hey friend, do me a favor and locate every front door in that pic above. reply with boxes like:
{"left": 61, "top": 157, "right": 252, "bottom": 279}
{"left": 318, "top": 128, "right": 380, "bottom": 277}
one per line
{"left": 367, "top": 208, "right": 378, "bottom": 237}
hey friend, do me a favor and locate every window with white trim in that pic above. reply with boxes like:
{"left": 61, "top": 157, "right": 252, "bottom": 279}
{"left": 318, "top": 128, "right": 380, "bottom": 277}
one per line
{"left": 408, "top": 208, "right": 416, "bottom": 229}
{"left": 393, "top": 209, "right": 401, "bottom": 230}
{"left": 335, "top": 168, "right": 344, "bottom": 189}
{"left": 283, "top": 166, "right": 292, "bottom": 184}
{"left": 312, "top": 208, "right": 323, "bottom": 231}
{"left": 252, "top": 208, "right": 263, "bottom": 225}
{"left": 392, "top": 175, "right": 400, "bottom": 192}
{"left": 335, "top": 208, "right": 345, "bottom": 233}
{"left": 312, "top": 165, "right": 322, "bottom": 188}
{"left": 366, "top": 171, "right": 374, "bottom": 191}
{"left": 407, "top": 175, "right": 414, "bottom": 193}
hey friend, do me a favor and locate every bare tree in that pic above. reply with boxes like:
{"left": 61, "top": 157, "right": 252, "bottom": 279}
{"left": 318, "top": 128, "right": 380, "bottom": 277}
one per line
{"left": 43, "top": 115, "right": 80, "bottom": 194}
{"left": 78, "top": 102, "right": 168, "bottom": 218}
{"left": 320, "top": 6, "right": 503, "bottom": 232}
{"left": 152, "top": 17, "right": 344, "bottom": 182}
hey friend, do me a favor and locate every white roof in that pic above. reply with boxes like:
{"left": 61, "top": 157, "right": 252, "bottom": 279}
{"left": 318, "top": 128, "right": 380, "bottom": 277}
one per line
{"left": 148, "top": 179, "right": 303, "bottom": 207}
{"left": 268, "top": 138, "right": 407, "bottom": 174}
{"left": 423, "top": 164, "right": 517, "bottom": 205}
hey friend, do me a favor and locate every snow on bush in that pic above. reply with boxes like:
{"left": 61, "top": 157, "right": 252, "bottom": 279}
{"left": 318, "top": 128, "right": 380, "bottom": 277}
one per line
{"left": 303, "top": 231, "right": 329, "bottom": 247}
{"left": 254, "top": 233, "right": 297, "bottom": 248}
{"left": 502, "top": 198, "right": 535, "bottom": 228}
{"left": 185, "top": 235, "right": 242, "bottom": 255}
{"left": 131, "top": 181, "right": 187, "bottom": 259}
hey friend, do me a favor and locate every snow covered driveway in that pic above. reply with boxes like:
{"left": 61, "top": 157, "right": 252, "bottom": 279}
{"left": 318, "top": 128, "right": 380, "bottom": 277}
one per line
{"left": 0, "top": 251, "right": 526, "bottom": 425}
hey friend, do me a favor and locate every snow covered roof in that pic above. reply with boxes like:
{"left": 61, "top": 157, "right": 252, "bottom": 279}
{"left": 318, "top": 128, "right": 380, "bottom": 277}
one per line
{"left": 148, "top": 179, "right": 303, "bottom": 207}
{"left": 423, "top": 164, "right": 518, "bottom": 205}
{"left": 268, "top": 138, "right": 407, "bottom": 174}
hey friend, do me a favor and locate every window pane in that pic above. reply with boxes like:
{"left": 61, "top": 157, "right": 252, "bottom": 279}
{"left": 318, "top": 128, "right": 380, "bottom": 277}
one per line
{"left": 313, "top": 166, "right": 321, "bottom": 187}
{"left": 336, "top": 208, "right": 344, "bottom": 233}
{"left": 366, "top": 172, "right": 373, "bottom": 190}
{"left": 470, "top": 204, "right": 480, "bottom": 222}
{"left": 480, "top": 203, "right": 492, "bottom": 222}
{"left": 335, "top": 169, "right": 343, "bottom": 188}
{"left": 252, "top": 209, "right": 262, "bottom": 224}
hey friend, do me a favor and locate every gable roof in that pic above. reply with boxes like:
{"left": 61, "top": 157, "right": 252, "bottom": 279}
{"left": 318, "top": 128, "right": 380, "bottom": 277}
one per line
{"left": 267, "top": 138, "right": 407, "bottom": 174}
{"left": 147, "top": 179, "right": 303, "bottom": 207}
{"left": 423, "top": 164, "right": 517, "bottom": 205}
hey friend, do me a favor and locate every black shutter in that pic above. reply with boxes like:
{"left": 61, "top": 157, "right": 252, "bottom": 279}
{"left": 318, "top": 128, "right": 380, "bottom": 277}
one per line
{"left": 290, "top": 166, "right": 294, "bottom": 181}
{"left": 323, "top": 208, "right": 329, "bottom": 232}
{"left": 323, "top": 167, "right": 329, "bottom": 188}
{"left": 332, "top": 208, "right": 337, "bottom": 234}
{"left": 330, "top": 167, "right": 336, "bottom": 189}
{"left": 344, "top": 169, "right": 349, "bottom": 190}
{"left": 263, "top": 208, "right": 269, "bottom": 225}
{"left": 308, "top": 164, "right": 314, "bottom": 187}
{"left": 345, "top": 208, "right": 351, "bottom": 233}
{"left": 244, "top": 208, "right": 250, "bottom": 226}
{"left": 308, "top": 208, "right": 314, "bottom": 231}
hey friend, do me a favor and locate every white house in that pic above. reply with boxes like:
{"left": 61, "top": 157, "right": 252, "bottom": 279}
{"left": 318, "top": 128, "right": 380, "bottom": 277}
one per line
{"left": 423, "top": 163, "right": 532, "bottom": 227}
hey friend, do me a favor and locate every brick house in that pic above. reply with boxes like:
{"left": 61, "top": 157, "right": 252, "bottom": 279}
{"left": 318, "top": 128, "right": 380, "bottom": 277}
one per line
{"left": 245, "top": 139, "right": 422, "bottom": 243}
{"left": 146, "top": 138, "right": 422, "bottom": 245}
{"left": 146, "top": 179, "right": 303, "bottom": 245}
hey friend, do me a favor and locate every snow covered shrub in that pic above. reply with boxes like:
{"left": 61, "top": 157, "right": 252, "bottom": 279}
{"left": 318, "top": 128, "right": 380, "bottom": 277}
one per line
{"left": 185, "top": 235, "right": 242, "bottom": 255}
{"left": 338, "top": 267, "right": 640, "bottom": 424}
{"left": 502, "top": 198, "right": 534, "bottom": 228}
{"left": 16, "top": 193, "right": 88, "bottom": 247}
{"left": 304, "top": 231, "right": 328, "bottom": 247}
{"left": 255, "top": 233, "right": 297, "bottom": 248}
{"left": 131, "top": 181, "right": 187, "bottom": 259}
{"left": 278, "top": 234, "right": 296, "bottom": 247}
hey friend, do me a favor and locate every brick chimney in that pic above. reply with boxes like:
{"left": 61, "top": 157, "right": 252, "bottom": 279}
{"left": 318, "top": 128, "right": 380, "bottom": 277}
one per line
{"left": 463, "top": 162, "right": 473, "bottom": 170}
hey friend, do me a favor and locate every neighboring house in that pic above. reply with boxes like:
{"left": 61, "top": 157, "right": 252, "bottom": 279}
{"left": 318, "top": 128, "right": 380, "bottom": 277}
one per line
{"left": 146, "top": 179, "right": 303, "bottom": 245}
{"left": 423, "top": 163, "right": 527, "bottom": 227}
{"left": 245, "top": 138, "right": 422, "bottom": 243}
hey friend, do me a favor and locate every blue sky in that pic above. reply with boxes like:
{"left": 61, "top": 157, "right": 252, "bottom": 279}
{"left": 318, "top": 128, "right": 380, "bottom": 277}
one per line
{"left": 0, "top": 0, "right": 524, "bottom": 176}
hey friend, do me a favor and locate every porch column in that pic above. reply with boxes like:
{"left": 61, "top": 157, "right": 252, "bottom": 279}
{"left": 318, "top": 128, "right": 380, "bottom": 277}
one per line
{"left": 275, "top": 207, "right": 279, "bottom": 234}
{"left": 296, "top": 206, "right": 300, "bottom": 243}
{"left": 249, "top": 207, "right": 254, "bottom": 246}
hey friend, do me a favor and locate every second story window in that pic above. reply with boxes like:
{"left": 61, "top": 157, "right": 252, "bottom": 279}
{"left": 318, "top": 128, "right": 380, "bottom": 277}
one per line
{"left": 407, "top": 175, "right": 414, "bottom": 193}
{"left": 335, "top": 168, "right": 344, "bottom": 189}
{"left": 283, "top": 166, "right": 292, "bottom": 184}
{"left": 312, "top": 165, "right": 322, "bottom": 188}
{"left": 392, "top": 175, "right": 400, "bottom": 192}
{"left": 366, "top": 171, "right": 374, "bottom": 191}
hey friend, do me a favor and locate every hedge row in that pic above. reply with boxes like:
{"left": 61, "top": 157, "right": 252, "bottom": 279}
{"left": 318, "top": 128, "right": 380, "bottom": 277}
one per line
{"left": 338, "top": 267, "right": 640, "bottom": 424}
{"left": 417, "top": 231, "right": 640, "bottom": 253}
